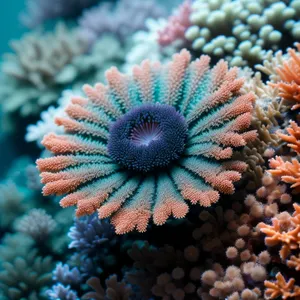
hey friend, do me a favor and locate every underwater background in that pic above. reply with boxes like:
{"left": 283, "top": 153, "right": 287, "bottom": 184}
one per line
{"left": 1, "top": 0, "right": 300, "bottom": 299}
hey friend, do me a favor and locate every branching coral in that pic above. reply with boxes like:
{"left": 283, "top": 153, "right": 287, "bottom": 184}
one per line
{"left": 82, "top": 275, "right": 133, "bottom": 300}
{"left": 78, "top": 0, "right": 166, "bottom": 46}
{"left": 0, "top": 23, "right": 87, "bottom": 117}
{"left": 269, "top": 43, "right": 300, "bottom": 110}
{"left": 258, "top": 203, "right": 300, "bottom": 260}
{"left": 158, "top": 0, "right": 192, "bottom": 47}
{"left": 264, "top": 272, "right": 300, "bottom": 299}
{"left": 269, "top": 157, "right": 300, "bottom": 192}
{"left": 185, "top": 0, "right": 300, "bottom": 67}
{"left": 0, "top": 234, "right": 53, "bottom": 300}
{"left": 21, "top": 0, "right": 102, "bottom": 28}
{"left": 37, "top": 50, "right": 256, "bottom": 234}
{"left": 16, "top": 209, "right": 57, "bottom": 241}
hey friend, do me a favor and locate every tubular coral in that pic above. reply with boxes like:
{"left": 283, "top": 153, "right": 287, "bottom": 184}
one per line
{"left": 37, "top": 50, "right": 256, "bottom": 234}
{"left": 270, "top": 43, "right": 300, "bottom": 110}
{"left": 264, "top": 272, "right": 300, "bottom": 300}
{"left": 158, "top": 0, "right": 192, "bottom": 46}
{"left": 269, "top": 157, "right": 300, "bottom": 192}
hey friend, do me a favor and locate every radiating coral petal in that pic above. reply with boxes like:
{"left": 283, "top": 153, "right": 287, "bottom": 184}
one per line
{"left": 111, "top": 177, "right": 155, "bottom": 234}
{"left": 98, "top": 177, "right": 140, "bottom": 218}
{"left": 132, "top": 60, "right": 154, "bottom": 103}
{"left": 65, "top": 103, "right": 110, "bottom": 128}
{"left": 153, "top": 174, "right": 188, "bottom": 225}
{"left": 105, "top": 67, "right": 132, "bottom": 111}
{"left": 180, "top": 55, "right": 211, "bottom": 115}
{"left": 182, "top": 157, "right": 241, "bottom": 194}
{"left": 161, "top": 49, "right": 191, "bottom": 106}
{"left": 60, "top": 172, "right": 126, "bottom": 210}
{"left": 55, "top": 117, "right": 109, "bottom": 140}
{"left": 171, "top": 167, "right": 220, "bottom": 206}
{"left": 83, "top": 83, "right": 122, "bottom": 117}
{"left": 186, "top": 143, "right": 233, "bottom": 160}
{"left": 41, "top": 164, "right": 116, "bottom": 195}
{"left": 37, "top": 155, "right": 111, "bottom": 172}
{"left": 42, "top": 133, "right": 107, "bottom": 155}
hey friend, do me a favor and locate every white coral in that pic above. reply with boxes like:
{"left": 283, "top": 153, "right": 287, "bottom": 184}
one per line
{"left": 124, "top": 18, "right": 178, "bottom": 72}
{"left": 25, "top": 90, "right": 80, "bottom": 145}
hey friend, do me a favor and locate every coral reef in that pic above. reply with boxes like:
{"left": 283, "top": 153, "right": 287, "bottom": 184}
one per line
{"left": 0, "top": 23, "right": 87, "bottom": 117}
{"left": 21, "top": 0, "right": 102, "bottom": 28}
{"left": 2, "top": 0, "right": 300, "bottom": 298}
{"left": 124, "top": 18, "right": 178, "bottom": 72}
{"left": 78, "top": 0, "right": 166, "bottom": 46}
{"left": 37, "top": 50, "right": 256, "bottom": 234}
{"left": 158, "top": 0, "right": 192, "bottom": 47}
{"left": 184, "top": 0, "right": 300, "bottom": 67}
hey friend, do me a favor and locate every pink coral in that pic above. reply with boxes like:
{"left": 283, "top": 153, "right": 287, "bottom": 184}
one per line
{"left": 158, "top": 0, "right": 192, "bottom": 46}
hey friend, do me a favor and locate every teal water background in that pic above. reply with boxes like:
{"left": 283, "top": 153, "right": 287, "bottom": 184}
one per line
{"left": 0, "top": 1, "right": 26, "bottom": 55}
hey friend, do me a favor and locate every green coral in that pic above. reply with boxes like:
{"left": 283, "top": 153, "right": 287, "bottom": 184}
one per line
{"left": 185, "top": 0, "right": 300, "bottom": 66}
{"left": 0, "top": 23, "right": 87, "bottom": 117}
{"left": 0, "top": 233, "right": 53, "bottom": 300}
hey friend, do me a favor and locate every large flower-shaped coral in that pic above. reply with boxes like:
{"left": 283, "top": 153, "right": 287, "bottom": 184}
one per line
{"left": 37, "top": 50, "right": 256, "bottom": 234}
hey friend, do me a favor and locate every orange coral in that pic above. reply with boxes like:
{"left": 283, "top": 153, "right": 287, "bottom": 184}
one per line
{"left": 269, "top": 156, "right": 300, "bottom": 193}
{"left": 258, "top": 203, "right": 300, "bottom": 260}
{"left": 264, "top": 272, "right": 300, "bottom": 299}
{"left": 287, "top": 254, "right": 300, "bottom": 271}
{"left": 271, "top": 43, "right": 300, "bottom": 110}
{"left": 277, "top": 121, "right": 300, "bottom": 154}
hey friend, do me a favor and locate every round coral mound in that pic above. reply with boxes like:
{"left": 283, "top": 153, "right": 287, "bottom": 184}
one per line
{"left": 37, "top": 50, "right": 256, "bottom": 234}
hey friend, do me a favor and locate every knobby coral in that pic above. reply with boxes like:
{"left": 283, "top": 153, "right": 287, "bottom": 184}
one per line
{"left": 185, "top": 0, "right": 300, "bottom": 67}
{"left": 37, "top": 50, "right": 256, "bottom": 234}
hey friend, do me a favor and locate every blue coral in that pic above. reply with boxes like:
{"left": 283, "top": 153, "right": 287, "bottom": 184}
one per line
{"left": 108, "top": 103, "right": 188, "bottom": 172}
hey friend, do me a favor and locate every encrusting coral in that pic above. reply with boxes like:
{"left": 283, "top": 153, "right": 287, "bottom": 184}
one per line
{"left": 36, "top": 49, "right": 256, "bottom": 234}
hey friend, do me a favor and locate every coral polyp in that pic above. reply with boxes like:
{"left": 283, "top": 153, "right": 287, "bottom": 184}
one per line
{"left": 108, "top": 104, "right": 188, "bottom": 172}
{"left": 37, "top": 50, "right": 256, "bottom": 234}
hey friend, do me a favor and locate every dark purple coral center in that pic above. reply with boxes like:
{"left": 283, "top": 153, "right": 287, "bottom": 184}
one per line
{"left": 108, "top": 103, "right": 187, "bottom": 172}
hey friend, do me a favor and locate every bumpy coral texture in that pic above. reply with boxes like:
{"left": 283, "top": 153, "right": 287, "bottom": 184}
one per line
{"left": 158, "top": 0, "right": 192, "bottom": 47}
{"left": 0, "top": 24, "right": 87, "bottom": 117}
{"left": 185, "top": 0, "right": 300, "bottom": 67}
{"left": 37, "top": 50, "right": 256, "bottom": 234}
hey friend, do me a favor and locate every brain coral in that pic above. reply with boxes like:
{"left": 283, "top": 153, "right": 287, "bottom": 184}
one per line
{"left": 185, "top": 0, "right": 300, "bottom": 67}
{"left": 37, "top": 50, "right": 256, "bottom": 234}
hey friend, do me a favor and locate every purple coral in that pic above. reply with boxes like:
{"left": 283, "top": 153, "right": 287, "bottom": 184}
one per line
{"left": 21, "top": 0, "right": 103, "bottom": 28}
{"left": 78, "top": 0, "right": 166, "bottom": 46}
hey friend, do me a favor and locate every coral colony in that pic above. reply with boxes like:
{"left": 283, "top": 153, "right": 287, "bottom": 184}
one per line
{"left": 1, "top": 0, "right": 300, "bottom": 299}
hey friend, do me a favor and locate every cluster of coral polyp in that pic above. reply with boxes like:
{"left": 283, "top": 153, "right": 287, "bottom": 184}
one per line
{"left": 37, "top": 50, "right": 256, "bottom": 234}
